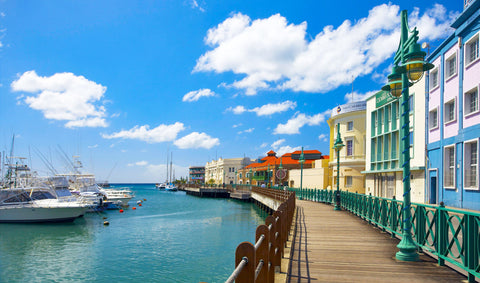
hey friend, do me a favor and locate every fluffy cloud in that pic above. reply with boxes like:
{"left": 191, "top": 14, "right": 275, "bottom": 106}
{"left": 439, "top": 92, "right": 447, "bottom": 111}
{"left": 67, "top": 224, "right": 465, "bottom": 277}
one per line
{"left": 102, "top": 122, "right": 185, "bottom": 143}
{"left": 227, "top": 100, "right": 296, "bottom": 116}
{"left": 237, "top": 128, "right": 254, "bottom": 134}
{"left": 274, "top": 112, "right": 326, "bottom": 135}
{"left": 11, "top": 71, "right": 108, "bottom": 128}
{"left": 194, "top": 4, "right": 457, "bottom": 95}
{"left": 344, "top": 90, "right": 377, "bottom": 103}
{"left": 128, "top": 161, "right": 148, "bottom": 167}
{"left": 318, "top": 134, "right": 328, "bottom": 142}
{"left": 174, "top": 132, "right": 220, "bottom": 149}
{"left": 271, "top": 139, "right": 300, "bottom": 156}
{"left": 182, "top": 88, "right": 215, "bottom": 102}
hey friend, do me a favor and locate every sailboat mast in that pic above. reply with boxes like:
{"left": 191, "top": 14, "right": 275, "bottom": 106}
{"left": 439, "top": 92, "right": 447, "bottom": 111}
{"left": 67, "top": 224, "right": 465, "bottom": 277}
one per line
{"left": 170, "top": 152, "right": 173, "bottom": 183}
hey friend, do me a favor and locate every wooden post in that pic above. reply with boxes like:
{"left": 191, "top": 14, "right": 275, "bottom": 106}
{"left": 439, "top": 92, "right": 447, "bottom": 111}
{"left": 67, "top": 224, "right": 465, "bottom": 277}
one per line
{"left": 256, "top": 225, "right": 270, "bottom": 283}
{"left": 235, "top": 242, "right": 255, "bottom": 283}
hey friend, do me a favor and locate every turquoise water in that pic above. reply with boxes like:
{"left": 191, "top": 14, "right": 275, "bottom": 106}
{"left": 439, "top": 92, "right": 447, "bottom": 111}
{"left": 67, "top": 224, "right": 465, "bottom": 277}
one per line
{"left": 0, "top": 184, "right": 266, "bottom": 282}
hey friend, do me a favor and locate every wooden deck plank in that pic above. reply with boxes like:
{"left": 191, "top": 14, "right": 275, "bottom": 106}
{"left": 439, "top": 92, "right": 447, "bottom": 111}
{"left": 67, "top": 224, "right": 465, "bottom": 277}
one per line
{"left": 286, "top": 200, "right": 468, "bottom": 283}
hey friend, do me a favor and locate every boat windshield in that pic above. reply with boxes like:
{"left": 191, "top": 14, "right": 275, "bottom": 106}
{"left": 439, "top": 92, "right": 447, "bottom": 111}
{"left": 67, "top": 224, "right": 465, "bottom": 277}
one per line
{"left": 30, "top": 190, "right": 56, "bottom": 200}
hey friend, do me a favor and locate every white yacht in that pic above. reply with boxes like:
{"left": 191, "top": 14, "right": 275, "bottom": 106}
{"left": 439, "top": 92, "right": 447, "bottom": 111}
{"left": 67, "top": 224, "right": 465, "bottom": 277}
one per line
{"left": 98, "top": 188, "right": 134, "bottom": 207}
{"left": 0, "top": 186, "right": 89, "bottom": 223}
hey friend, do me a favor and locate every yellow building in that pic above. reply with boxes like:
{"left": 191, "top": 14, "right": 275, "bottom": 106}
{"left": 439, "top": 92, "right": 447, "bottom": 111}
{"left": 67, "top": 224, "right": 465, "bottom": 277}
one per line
{"left": 327, "top": 101, "right": 366, "bottom": 193}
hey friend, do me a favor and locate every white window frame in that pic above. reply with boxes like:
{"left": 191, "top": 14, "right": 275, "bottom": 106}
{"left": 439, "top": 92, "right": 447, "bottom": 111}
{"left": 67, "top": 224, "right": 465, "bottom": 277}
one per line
{"left": 464, "top": 139, "right": 479, "bottom": 190}
{"left": 444, "top": 98, "right": 457, "bottom": 124}
{"left": 346, "top": 138, "right": 354, "bottom": 157}
{"left": 445, "top": 52, "right": 457, "bottom": 80}
{"left": 465, "top": 32, "right": 480, "bottom": 67}
{"left": 430, "top": 68, "right": 439, "bottom": 90}
{"left": 347, "top": 121, "right": 354, "bottom": 132}
{"left": 429, "top": 107, "right": 439, "bottom": 130}
{"left": 464, "top": 86, "right": 479, "bottom": 117}
{"left": 345, "top": 176, "right": 353, "bottom": 188}
{"left": 444, "top": 145, "right": 456, "bottom": 189}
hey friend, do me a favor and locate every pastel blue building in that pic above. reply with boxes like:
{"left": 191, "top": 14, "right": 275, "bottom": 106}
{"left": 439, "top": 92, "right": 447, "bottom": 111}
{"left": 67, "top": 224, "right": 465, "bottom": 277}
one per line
{"left": 426, "top": 0, "right": 480, "bottom": 210}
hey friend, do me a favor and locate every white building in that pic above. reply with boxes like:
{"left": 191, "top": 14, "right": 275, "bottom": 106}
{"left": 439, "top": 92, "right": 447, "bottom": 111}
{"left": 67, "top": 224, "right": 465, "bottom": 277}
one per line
{"left": 205, "top": 157, "right": 253, "bottom": 185}
{"left": 364, "top": 77, "right": 426, "bottom": 203}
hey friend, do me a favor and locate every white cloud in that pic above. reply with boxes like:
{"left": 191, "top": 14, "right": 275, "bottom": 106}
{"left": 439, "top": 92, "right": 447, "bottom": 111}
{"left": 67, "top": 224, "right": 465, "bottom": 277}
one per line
{"left": 250, "top": 101, "right": 296, "bottom": 116}
{"left": 260, "top": 142, "right": 269, "bottom": 148}
{"left": 226, "top": 105, "right": 247, "bottom": 114}
{"left": 194, "top": 4, "right": 456, "bottom": 95}
{"left": 88, "top": 144, "right": 99, "bottom": 149}
{"left": 344, "top": 90, "right": 377, "bottom": 103}
{"left": 174, "top": 132, "right": 220, "bottom": 149}
{"left": 128, "top": 160, "right": 148, "bottom": 167}
{"left": 227, "top": 100, "right": 296, "bottom": 116}
{"left": 189, "top": 0, "right": 205, "bottom": 12}
{"left": 270, "top": 139, "right": 300, "bottom": 156}
{"left": 232, "top": 123, "right": 243, "bottom": 128}
{"left": 102, "top": 122, "right": 185, "bottom": 143}
{"left": 318, "top": 134, "right": 328, "bottom": 142}
{"left": 274, "top": 112, "right": 326, "bottom": 135}
{"left": 11, "top": 70, "right": 108, "bottom": 128}
{"left": 182, "top": 88, "right": 215, "bottom": 102}
{"left": 238, "top": 128, "right": 254, "bottom": 134}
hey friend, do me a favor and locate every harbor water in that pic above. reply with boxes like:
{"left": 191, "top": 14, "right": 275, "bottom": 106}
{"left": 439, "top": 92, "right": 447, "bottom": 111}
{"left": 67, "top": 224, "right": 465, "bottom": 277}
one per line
{"left": 0, "top": 184, "right": 267, "bottom": 282}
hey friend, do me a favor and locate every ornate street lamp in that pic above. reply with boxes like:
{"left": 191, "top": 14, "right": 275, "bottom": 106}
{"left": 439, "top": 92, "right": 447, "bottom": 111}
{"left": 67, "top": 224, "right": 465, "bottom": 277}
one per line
{"left": 249, "top": 168, "right": 253, "bottom": 188}
{"left": 332, "top": 123, "right": 344, "bottom": 211}
{"left": 299, "top": 147, "right": 305, "bottom": 190}
{"left": 234, "top": 169, "right": 237, "bottom": 189}
{"left": 381, "top": 10, "right": 433, "bottom": 262}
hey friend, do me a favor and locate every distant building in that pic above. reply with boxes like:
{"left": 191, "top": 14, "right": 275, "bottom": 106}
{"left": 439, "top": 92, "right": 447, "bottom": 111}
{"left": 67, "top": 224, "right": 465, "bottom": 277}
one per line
{"left": 205, "top": 157, "right": 253, "bottom": 185}
{"left": 328, "top": 101, "right": 367, "bottom": 194}
{"left": 188, "top": 166, "right": 205, "bottom": 184}
{"left": 237, "top": 150, "right": 328, "bottom": 188}
{"left": 426, "top": 0, "right": 480, "bottom": 210}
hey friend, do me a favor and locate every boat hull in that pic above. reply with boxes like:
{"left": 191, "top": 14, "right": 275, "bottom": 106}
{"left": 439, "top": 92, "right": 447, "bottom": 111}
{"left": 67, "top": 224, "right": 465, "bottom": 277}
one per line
{"left": 0, "top": 205, "right": 87, "bottom": 223}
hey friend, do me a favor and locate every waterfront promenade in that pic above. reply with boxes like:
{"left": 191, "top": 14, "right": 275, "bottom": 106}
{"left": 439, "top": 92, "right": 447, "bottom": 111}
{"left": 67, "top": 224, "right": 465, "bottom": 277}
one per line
{"left": 286, "top": 200, "right": 468, "bottom": 282}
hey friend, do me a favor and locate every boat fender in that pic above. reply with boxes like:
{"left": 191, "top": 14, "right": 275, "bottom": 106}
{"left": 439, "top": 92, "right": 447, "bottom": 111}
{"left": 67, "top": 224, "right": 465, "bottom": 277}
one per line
{"left": 119, "top": 209, "right": 124, "bottom": 213}
{"left": 132, "top": 207, "right": 136, "bottom": 210}
{"left": 138, "top": 203, "right": 142, "bottom": 207}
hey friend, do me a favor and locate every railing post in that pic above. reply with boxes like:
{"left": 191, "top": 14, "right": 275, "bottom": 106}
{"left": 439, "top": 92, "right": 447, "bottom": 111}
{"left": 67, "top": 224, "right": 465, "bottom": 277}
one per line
{"left": 437, "top": 202, "right": 447, "bottom": 266}
{"left": 256, "top": 225, "right": 270, "bottom": 283}
{"left": 415, "top": 205, "right": 426, "bottom": 247}
{"left": 464, "top": 214, "right": 479, "bottom": 283}
{"left": 265, "top": 215, "right": 276, "bottom": 280}
{"left": 390, "top": 196, "right": 397, "bottom": 238}
{"left": 235, "top": 242, "right": 255, "bottom": 283}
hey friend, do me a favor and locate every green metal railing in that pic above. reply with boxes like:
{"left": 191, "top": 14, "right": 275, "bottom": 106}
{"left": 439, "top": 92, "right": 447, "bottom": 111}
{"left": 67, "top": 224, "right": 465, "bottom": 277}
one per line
{"left": 284, "top": 187, "right": 479, "bottom": 283}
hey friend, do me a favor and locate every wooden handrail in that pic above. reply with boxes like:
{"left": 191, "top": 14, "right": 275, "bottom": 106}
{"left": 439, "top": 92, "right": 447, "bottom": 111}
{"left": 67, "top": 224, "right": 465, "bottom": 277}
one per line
{"left": 226, "top": 186, "right": 296, "bottom": 283}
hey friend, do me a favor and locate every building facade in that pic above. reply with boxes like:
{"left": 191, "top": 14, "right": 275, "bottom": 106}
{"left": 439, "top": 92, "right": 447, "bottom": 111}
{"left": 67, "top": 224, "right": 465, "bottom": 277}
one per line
{"left": 327, "top": 101, "right": 367, "bottom": 194}
{"left": 364, "top": 76, "right": 426, "bottom": 202}
{"left": 205, "top": 157, "right": 253, "bottom": 185}
{"left": 426, "top": 0, "right": 480, "bottom": 210}
{"left": 188, "top": 166, "right": 205, "bottom": 184}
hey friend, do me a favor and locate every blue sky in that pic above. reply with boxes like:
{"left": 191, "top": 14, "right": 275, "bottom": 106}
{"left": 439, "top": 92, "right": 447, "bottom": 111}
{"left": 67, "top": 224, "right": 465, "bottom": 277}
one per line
{"left": 0, "top": 0, "right": 463, "bottom": 183}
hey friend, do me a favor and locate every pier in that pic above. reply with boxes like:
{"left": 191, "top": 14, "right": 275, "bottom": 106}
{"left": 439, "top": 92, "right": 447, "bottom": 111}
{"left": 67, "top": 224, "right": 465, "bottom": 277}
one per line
{"left": 225, "top": 187, "right": 478, "bottom": 282}
{"left": 288, "top": 200, "right": 468, "bottom": 282}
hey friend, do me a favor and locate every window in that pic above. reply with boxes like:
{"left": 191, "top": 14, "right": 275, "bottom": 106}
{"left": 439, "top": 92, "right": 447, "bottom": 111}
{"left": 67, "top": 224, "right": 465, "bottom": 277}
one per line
{"left": 466, "top": 34, "right": 479, "bottom": 66}
{"left": 444, "top": 146, "right": 455, "bottom": 188}
{"left": 347, "top": 121, "right": 353, "bottom": 131}
{"left": 429, "top": 108, "right": 438, "bottom": 129}
{"left": 465, "top": 87, "right": 479, "bottom": 116}
{"left": 430, "top": 68, "right": 439, "bottom": 89}
{"left": 445, "top": 99, "right": 456, "bottom": 123}
{"left": 346, "top": 139, "right": 353, "bottom": 156}
{"left": 346, "top": 176, "right": 353, "bottom": 187}
{"left": 464, "top": 140, "right": 478, "bottom": 189}
{"left": 408, "top": 95, "right": 414, "bottom": 112}
{"left": 445, "top": 54, "right": 457, "bottom": 78}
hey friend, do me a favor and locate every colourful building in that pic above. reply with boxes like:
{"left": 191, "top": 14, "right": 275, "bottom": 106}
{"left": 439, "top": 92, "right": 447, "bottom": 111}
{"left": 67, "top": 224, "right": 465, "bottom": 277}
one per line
{"left": 327, "top": 101, "right": 367, "bottom": 194}
{"left": 426, "top": 0, "right": 480, "bottom": 210}
{"left": 188, "top": 166, "right": 205, "bottom": 184}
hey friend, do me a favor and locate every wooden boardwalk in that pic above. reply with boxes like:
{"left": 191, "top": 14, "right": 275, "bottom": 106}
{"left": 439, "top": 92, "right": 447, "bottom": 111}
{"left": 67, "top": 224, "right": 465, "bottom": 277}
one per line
{"left": 286, "top": 200, "right": 468, "bottom": 282}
